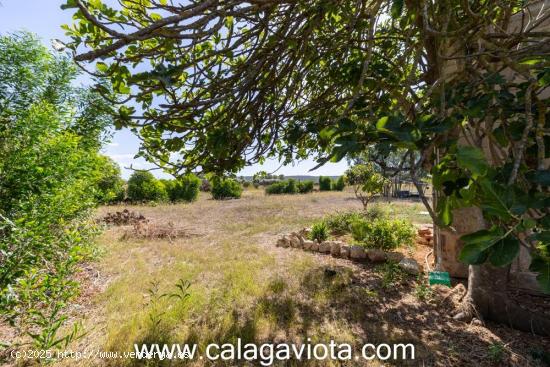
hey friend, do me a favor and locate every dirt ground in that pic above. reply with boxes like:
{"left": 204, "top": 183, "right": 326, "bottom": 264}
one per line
{"left": 4, "top": 189, "right": 550, "bottom": 366}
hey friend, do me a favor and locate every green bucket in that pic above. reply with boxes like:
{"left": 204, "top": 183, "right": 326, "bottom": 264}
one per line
{"left": 428, "top": 271, "right": 451, "bottom": 287}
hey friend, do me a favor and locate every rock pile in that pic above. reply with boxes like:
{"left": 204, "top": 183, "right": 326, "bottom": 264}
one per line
{"left": 275, "top": 228, "right": 421, "bottom": 275}
{"left": 102, "top": 209, "right": 147, "bottom": 226}
{"left": 416, "top": 227, "right": 433, "bottom": 247}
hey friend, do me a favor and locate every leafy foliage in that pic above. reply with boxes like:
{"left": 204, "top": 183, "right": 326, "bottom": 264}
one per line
{"left": 95, "top": 156, "right": 125, "bottom": 204}
{"left": 265, "top": 179, "right": 313, "bottom": 195}
{"left": 127, "top": 171, "right": 168, "bottom": 203}
{"left": 351, "top": 218, "right": 416, "bottom": 251}
{"left": 345, "top": 164, "right": 389, "bottom": 210}
{"left": 309, "top": 221, "right": 329, "bottom": 243}
{"left": 332, "top": 176, "right": 346, "bottom": 191}
{"left": 0, "top": 32, "right": 112, "bottom": 348}
{"left": 211, "top": 178, "right": 243, "bottom": 200}
{"left": 165, "top": 174, "right": 201, "bottom": 203}
{"left": 63, "top": 1, "right": 550, "bottom": 293}
{"left": 318, "top": 176, "right": 332, "bottom": 191}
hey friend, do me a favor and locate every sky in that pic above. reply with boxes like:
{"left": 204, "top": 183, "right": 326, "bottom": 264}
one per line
{"left": 0, "top": 0, "right": 350, "bottom": 179}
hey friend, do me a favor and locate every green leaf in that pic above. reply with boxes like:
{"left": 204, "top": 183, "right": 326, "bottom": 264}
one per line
{"left": 436, "top": 197, "right": 452, "bottom": 226}
{"left": 488, "top": 237, "right": 520, "bottom": 267}
{"left": 459, "top": 243, "right": 489, "bottom": 265}
{"left": 531, "top": 170, "right": 550, "bottom": 186}
{"left": 456, "top": 146, "right": 488, "bottom": 176}
{"left": 530, "top": 257, "right": 550, "bottom": 293}
{"left": 460, "top": 227, "right": 502, "bottom": 245}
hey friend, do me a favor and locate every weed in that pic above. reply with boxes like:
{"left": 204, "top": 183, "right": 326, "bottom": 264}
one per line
{"left": 487, "top": 342, "right": 505, "bottom": 364}
{"left": 414, "top": 276, "right": 434, "bottom": 301}
{"left": 376, "top": 262, "right": 407, "bottom": 289}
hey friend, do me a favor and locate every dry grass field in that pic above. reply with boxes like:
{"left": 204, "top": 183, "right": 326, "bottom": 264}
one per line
{"left": 53, "top": 189, "right": 549, "bottom": 366}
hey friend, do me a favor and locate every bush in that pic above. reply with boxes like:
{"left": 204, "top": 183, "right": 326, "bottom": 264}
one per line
{"left": 351, "top": 218, "right": 416, "bottom": 251}
{"left": 332, "top": 176, "right": 345, "bottom": 191}
{"left": 324, "top": 211, "right": 365, "bottom": 234}
{"left": 211, "top": 177, "right": 242, "bottom": 199}
{"left": 297, "top": 180, "right": 314, "bottom": 193}
{"left": 319, "top": 176, "right": 332, "bottom": 191}
{"left": 242, "top": 181, "right": 251, "bottom": 188}
{"left": 265, "top": 179, "right": 314, "bottom": 195}
{"left": 167, "top": 174, "right": 201, "bottom": 202}
{"left": 127, "top": 171, "right": 168, "bottom": 202}
{"left": 309, "top": 221, "right": 328, "bottom": 242}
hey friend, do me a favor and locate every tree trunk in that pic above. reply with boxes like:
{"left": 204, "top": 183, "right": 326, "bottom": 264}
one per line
{"left": 453, "top": 208, "right": 550, "bottom": 336}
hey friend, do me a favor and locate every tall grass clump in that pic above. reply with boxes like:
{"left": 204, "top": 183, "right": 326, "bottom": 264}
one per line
{"left": 309, "top": 221, "right": 329, "bottom": 242}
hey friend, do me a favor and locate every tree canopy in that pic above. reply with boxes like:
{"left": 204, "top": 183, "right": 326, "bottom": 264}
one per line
{"left": 62, "top": 0, "right": 550, "bottom": 312}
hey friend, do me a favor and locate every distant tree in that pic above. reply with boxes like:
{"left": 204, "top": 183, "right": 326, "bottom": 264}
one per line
{"left": 95, "top": 156, "right": 125, "bottom": 204}
{"left": 345, "top": 164, "right": 388, "bottom": 210}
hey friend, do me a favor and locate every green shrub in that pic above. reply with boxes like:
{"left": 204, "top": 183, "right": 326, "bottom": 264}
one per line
{"left": 265, "top": 179, "right": 313, "bottom": 195}
{"left": 127, "top": 171, "right": 168, "bottom": 202}
{"left": 285, "top": 179, "right": 297, "bottom": 194}
{"left": 297, "top": 180, "right": 314, "bottom": 193}
{"left": 351, "top": 218, "right": 416, "bottom": 251}
{"left": 324, "top": 211, "right": 365, "bottom": 234}
{"left": 309, "top": 221, "right": 328, "bottom": 242}
{"left": 319, "top": 176, "right": 332, "bottom": 191}
{"left": 167, "top": 174, "right": 201, "bottom": 202}
{"left": 332, "top": 176, "right": 345, "bottom": 191}
{"left": 265, "top": 181, "right": 287, "bottom": 195}
{"left": 211, "top": 177, "right": 242, "bottom": 199}
{"left": 242, "top": 181, "right": 251, "bottom": 188}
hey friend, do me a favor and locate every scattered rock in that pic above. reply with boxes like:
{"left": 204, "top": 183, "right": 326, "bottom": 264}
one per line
{"left": 289, "top": 234, "right": 302, "bottom": 248}
{"left": 471, "top": 318, "right": 483, "bottom": 326}
{"left": 367, "top": 249, "right": 387, "bottom": 263}
{"left": 349, "top": 245, "right": 366, "bottom": 260}
{"left": 299, "top": 227, "right": 312, "bottom": 238}
{"left": 398, "top": 257, "right": 420, "bottom": 275}
{"left": 279, "top": 236, "right": 290, "bottom": 248}
{"left": 330, "top": 242, "right": 341, "bottom": 257}
{"left": 386, "top": 251, "right": 404, "bottom": 263}
{"left": 340, "top": 245, "right": 351, "bottom": 259}
{"left": 319, "top": 241, "right": 332, "bottom": 253}
{"left": 302, "top": 240, "right": 315, "bottom": 250}
{"left": 310, "top": 242, "right": 320, "bottom": 252}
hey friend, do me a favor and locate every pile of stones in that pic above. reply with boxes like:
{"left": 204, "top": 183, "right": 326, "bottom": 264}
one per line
{"left": 416, "top": 227, "right": 433, "bottom": 247}
{"left": 275, "top": 228, "right": 421, "bottom": 275}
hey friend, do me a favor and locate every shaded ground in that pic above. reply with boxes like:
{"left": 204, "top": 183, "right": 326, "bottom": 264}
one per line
{"left": 12, "top": 189, "right": 549, "bottom": 366}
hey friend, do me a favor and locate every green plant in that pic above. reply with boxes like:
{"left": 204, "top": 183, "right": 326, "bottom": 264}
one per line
{"left": 351, "top": 218, "right": 416, "bottom": 251}
{"left": 167, "top": 174, "right": 201, "bottom": 202}
{"left": 95, "top": 155, "right": 125, "bottom": 204}
{"left": 324, "top": 211, "right": 365, "bottom": 235}
{"left": 487, "top": 342, "right": 505, "bottom": 364}
{"left": 332, "top": 176, "right": 345, "bottom": 191}
{"left": 127, "top": 171, "right": 168, "bottom": 202}
{"left": 376, "top": 262, "right": 407, "bottom": 289}
{"left": 309, "top": 221, "right": 328, "bottom": 242}
{"left": 414, "top": 277, "right": 434, "bottom": 302}
{"left": 365, "top": 204, "right": 388, "bottom": 221}
{"left": 318, "top": 176, "right": 332, "bottom": 191}
{"left": 211, "top": 177, "right": 242, "bottom": 199}
{"left": 297, "top": 180, "right": 314, "bottom": 194}
{"left": 345, "top": 164, "right": 389, "bottom": 210}
{"left": 285, "top": 179, "right": 297, "bottom": 194}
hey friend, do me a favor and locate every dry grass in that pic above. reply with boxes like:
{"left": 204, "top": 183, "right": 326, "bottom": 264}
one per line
{"left": 49, "top": 188, "right": 549, "bottom": 367}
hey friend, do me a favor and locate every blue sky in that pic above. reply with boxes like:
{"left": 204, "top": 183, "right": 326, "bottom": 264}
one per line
{"left": 0, "top": 0, "right": 350, "bottom": 178}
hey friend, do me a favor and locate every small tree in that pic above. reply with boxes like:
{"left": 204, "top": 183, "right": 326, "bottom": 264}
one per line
{"left": 345, "top": 164, "right": 388, "bottom": 210}
{"left": 127, "top": 171, "right": 168, "bottom": 202}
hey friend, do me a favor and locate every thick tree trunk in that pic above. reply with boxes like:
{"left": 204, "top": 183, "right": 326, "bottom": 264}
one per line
{"left": 463, "top": 263, "right": 550, "bottom": 336}
{"left": 452, "top": 208, "right": 550, "bottom": 336}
